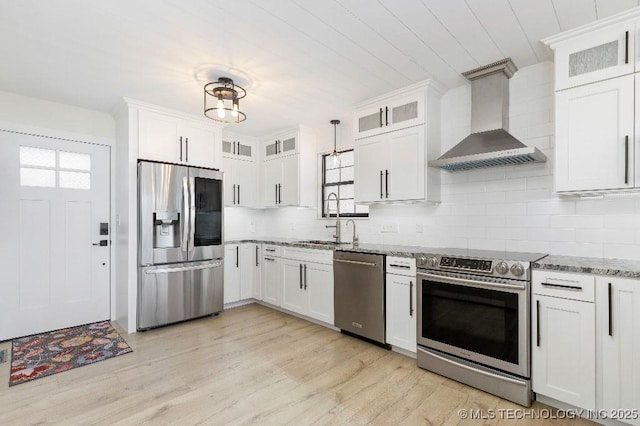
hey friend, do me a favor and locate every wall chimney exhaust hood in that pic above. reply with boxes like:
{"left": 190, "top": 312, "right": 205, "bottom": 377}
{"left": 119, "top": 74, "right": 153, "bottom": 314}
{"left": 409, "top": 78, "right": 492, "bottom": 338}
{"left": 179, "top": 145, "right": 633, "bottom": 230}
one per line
{"left": 429, "top": 58, "right": 546, "bottom": 172}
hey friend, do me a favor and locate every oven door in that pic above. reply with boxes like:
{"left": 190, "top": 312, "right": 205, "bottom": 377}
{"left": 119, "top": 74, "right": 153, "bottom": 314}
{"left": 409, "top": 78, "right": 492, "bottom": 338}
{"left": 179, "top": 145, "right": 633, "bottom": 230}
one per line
{"left": 417, "top": 270, "right": 529, "bottom": 377}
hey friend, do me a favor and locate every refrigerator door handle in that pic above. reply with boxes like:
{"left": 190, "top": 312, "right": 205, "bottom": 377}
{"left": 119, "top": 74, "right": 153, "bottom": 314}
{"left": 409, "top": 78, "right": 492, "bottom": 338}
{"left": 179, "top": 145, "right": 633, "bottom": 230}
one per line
{"left": 188, "top": 176, "right": 196, "bottom": 252}
{"left": 182, "top": 176, "right": 189, "bottom": 251}
{"left": 144, "top": 260, "right": 223, "bottom": 274}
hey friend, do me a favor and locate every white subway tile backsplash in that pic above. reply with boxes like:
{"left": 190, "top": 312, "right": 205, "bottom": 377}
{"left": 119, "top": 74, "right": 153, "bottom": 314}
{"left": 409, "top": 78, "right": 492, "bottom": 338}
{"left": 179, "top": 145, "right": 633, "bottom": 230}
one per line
{"left": 528, "top": 227, "right": 575, "bottom": 242}
{"left": 550, "top": 215, "right": 604, "bottom": 229}
{"left": 223, "top": 62, "right": 640, "bottom": 263}
{"left": 527, "top": 199, "right": 575, "bottom": 215}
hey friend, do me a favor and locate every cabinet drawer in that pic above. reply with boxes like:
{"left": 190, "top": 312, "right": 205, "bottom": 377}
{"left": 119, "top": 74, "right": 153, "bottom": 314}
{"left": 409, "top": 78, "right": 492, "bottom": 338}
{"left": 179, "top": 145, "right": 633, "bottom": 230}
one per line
{"left": 532, "top": 270, "right": 595, "bottom": 302}
{"left": 262, "top": 245, "right": 282, "bottom": 257}
{"left": 386, "top": 256, "right": 416, "bottom": 276}
{"left": 281, "top": 246, "right": 333, "bottom": 265}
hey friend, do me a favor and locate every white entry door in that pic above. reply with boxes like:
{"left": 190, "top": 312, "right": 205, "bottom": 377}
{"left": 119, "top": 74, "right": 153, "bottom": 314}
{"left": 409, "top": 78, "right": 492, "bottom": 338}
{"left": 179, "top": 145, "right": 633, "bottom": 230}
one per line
{"left": 0, "top": 132, "right": 110, "bottom": 340}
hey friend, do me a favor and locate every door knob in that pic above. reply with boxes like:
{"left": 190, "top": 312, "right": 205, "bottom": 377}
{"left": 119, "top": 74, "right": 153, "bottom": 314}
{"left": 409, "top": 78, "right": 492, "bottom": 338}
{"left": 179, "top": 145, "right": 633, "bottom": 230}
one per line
{"left": 92, "top": 240, "right": 108, "bottom": 246}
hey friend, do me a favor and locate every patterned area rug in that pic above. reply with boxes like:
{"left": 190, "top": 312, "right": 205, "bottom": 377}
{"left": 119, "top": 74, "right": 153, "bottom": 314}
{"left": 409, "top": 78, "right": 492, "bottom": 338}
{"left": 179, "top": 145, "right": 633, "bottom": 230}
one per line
{"left": 9, "top": 321, "right": 132, "bottom": 386}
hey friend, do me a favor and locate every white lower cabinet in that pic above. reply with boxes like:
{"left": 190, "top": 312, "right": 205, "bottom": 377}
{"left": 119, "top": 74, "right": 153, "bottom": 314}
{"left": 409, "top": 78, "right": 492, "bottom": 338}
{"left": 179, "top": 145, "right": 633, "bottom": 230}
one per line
{"left": 597, "top": 276, "right": 640, "bottom": 426}
{"left": 533, "top": 270, "right": 640, "bottom": 424}
{"left": 385, "top": 256, "right": 417, "bottom": 353}
{"left": 532, "top": 294, "right": 596, "bottom": 409}
{"left": 251, "top": 244, "right": 262, "bottom": 300}
{"left": 280, "top": 251, "right": 333, "bottom": 324}
{"left": 261, "top": 247, "right": 281, "bottom": 306}
{"left": 532, "top": 270, "right": 596, "bottom": 410}
{"left": 224, "top": 243, "right": 261, "bottom": 304}
{"left": 224, "top": 244, "right": 242, "bottom": 304}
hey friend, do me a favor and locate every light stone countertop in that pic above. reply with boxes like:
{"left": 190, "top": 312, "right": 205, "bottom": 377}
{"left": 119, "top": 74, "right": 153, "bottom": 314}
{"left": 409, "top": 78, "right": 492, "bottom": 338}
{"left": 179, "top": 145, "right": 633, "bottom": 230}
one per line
{"left": 225, "top": 239, "right": 640, "bottom": 278}
{"left": 532, "top": 255, "right": 640, "bottom": 279}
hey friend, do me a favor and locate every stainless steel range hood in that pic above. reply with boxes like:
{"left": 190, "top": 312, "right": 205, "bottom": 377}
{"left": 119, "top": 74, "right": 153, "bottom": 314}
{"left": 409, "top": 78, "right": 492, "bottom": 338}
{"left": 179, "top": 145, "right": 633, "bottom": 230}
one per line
{"left": 429, "top": 58, "right": 546, "bottom": 172}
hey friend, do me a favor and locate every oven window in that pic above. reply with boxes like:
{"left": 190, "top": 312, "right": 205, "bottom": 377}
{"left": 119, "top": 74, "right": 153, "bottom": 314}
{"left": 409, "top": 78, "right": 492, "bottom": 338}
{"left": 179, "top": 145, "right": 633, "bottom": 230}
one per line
{"left": 422, "top": 280, "right": 519, "bottom": 364}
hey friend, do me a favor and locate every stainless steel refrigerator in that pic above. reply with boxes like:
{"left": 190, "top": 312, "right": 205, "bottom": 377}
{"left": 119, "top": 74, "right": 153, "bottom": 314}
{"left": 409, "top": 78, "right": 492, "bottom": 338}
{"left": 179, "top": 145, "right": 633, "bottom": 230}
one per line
{"left": 137, "top": 160, "right": 224, "bottom": 330}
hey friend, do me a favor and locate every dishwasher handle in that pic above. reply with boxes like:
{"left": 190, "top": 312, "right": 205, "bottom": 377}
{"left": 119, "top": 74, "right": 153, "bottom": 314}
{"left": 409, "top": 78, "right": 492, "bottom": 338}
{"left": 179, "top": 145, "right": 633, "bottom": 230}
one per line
{"left": 334, "top": 258, "right": 377, "bottom": 267}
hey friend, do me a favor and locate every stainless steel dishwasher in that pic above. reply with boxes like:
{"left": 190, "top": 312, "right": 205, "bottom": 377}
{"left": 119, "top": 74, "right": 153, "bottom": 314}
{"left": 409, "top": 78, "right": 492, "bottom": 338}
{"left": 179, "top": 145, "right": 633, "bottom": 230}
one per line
{"left": 334, "top": 251, "right": 386, "bottom": 345}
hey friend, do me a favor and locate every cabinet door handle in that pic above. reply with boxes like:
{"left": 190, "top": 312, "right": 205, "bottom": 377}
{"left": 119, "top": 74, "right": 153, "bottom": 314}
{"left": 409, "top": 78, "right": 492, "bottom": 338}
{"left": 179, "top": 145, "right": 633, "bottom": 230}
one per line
{"left": 608, "top": 282, "right": 613, "bottom": 336}
{"left": 237, "top": 185, "right": 240, "bottom": 204}
{"left": 179, "top": 136, "right": 183, "bottom": 161}
{"left": 278, "top": 184, "right": 282, "bottom": 204}
{"left": 625, "top": 135, "right": 629, "bottom": 185}
{"left": 236, "top": 246, "right": 239, "bottom": 268}
{"left": 304, "top": 264, "right": 307, "bottom": 290}
{"left": 409, "top": 280, "right": 413, "bottom": 317}
{"left": 625, "top": 30, "right": 629, "bottom": 64}
{"left": 385, "top": 169, "right": 389, "bottom": 198}
{"left": 379, "top": 108, "right": 383, "bottom": 127}
{"left": 232, "top": 184, "right": 236, "bottom": 204}
{"left": 536, "top": 299, "right": 540, "bottom": 347}
{"left": 185, "top": 137, "right": 189, "bottom": 162}
{"left": 256, "top": 245, "right": 259, "bottom": 266}
{"left": 299, "top": 264, "right": 303, "bottom": 289}
{"left": 380, "top": 170, "right": 383, "bottom": 199}
{"left": 275, "top": 184, "right": 278, "bottom": 204}
{"left": 385, "top": 106, "right": 389, "bottom": 126}
{"left": 540, "top": 282, "right": 582, "bottom": 291}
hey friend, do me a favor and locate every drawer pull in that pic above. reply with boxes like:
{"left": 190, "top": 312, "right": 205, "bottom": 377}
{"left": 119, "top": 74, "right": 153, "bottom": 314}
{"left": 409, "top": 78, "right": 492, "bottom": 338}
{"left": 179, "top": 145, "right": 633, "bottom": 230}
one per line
{"left": 389, "top": 264, "right": 411, "bottom": 269}
{"left": 540, "top": 282, "right": 582, "bottom": 291}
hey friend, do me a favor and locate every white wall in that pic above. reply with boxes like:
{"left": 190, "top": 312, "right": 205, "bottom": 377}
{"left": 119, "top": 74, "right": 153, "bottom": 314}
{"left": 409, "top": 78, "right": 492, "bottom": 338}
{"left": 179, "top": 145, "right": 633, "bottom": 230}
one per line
{"left": 0, "top": 90, "right": 115, "bottom": 140}
{"left": 227, "top": 61, "right": 640, "bottom": 260}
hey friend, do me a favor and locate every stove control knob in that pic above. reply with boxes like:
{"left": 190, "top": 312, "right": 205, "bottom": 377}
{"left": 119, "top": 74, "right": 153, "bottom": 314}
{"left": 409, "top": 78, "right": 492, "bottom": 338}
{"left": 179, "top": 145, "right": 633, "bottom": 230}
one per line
{"left": 495, "top": 261, "right": 509, "bottom": 275}
{"left": 417, "top": 255, "right": 428, "bottom": 267}
{"left": 510, "top": 263, "right": 525, "bottom": 277}
{"left": 427, "top": 256, "right": 439, "bottom": 268}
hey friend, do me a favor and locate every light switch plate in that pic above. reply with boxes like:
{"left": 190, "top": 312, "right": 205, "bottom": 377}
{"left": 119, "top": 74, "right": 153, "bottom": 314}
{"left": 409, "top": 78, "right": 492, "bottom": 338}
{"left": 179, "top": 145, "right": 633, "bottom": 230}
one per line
{"left": 416, "top": 223, "right": 424, "bottom": 233}
{"left": 381, "top": 223, "right": 398, "bottom": 233}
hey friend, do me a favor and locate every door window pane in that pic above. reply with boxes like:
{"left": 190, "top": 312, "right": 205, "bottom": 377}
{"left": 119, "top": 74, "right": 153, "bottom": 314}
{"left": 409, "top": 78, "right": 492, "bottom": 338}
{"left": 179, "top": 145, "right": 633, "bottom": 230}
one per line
{"left": 20, "top": 168, "right": 56, "bottom": 187}
{"left": 59, "top": 171, "right": 91, "bottom": 189}
{"left": 20, "top": 147, "right": 55, "bottom": 168}
{"left": 59, "top": 151, "right": 91, "bottom": 171}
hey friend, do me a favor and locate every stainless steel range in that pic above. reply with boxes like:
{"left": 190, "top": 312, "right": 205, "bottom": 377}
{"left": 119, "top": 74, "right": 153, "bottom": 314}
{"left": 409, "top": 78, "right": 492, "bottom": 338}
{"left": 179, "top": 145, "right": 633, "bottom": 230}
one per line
{"left": 415, "top": 249, "right": 547, "bottom": 407}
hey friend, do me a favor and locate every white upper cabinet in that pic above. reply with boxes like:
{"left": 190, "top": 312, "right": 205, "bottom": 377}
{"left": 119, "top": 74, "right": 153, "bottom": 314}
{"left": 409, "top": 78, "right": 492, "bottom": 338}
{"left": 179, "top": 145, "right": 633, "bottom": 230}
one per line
{"left": 555, "top": 74, "right": 635, "bottom": 193}
{"left": 354, "top": 91, "right": 425, "bottom": 139}
{"left": 353, "top": 81, "right": 441, "bottom": 204}
{"left": 552, "top": 23, "right": 635, "bottom": 91}
{"left": 263, "top": 129, "right": 298, "bottom": 160}
{"left": 355, "top": 126, "right": 429, "bottom": 203}
{"left": 260, "top": 126, "right": 316, "bottom": 208}
{"left": 138, "top": 107, "right": 222, "bottom": 170}
{"left": 222, "top": 132, "right": 257, "bottom": 161}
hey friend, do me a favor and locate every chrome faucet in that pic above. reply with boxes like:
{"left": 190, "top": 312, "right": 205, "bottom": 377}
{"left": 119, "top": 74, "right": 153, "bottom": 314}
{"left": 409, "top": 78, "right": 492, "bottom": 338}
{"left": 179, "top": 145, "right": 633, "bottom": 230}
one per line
{"left": 325, "top": 192, "right": 341, "bottom": 244}
{"left": 345, "top": 219, "right": 359, "bottom": 245}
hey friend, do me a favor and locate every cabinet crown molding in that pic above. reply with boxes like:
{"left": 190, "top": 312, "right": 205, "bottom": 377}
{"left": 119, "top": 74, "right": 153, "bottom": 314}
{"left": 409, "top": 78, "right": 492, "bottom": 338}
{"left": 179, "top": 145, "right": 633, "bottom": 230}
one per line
{"left": 543, "top": 6, "right": 640, "bottom": 49}
{"left": 352, "top": 79, "right": 445, "bottom": 110}
{"left": 116, "top": 97, "right": 224, "bottom": 128}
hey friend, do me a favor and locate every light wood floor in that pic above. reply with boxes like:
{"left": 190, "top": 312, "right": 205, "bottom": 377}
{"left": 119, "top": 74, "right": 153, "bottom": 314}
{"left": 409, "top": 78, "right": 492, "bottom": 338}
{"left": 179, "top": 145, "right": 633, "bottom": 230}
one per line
{"left": 0, "top": 303, "right": 594, "bottom": 425}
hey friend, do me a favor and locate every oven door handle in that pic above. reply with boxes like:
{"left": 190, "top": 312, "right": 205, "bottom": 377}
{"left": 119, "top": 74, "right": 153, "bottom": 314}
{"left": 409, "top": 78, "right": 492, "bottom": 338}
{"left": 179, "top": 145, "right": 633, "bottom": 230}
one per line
{"left": 416, "top": 272, "right": 526, "bottom": 291}
{"left": 425, "top": 350, "right": 528, "bottom": 387}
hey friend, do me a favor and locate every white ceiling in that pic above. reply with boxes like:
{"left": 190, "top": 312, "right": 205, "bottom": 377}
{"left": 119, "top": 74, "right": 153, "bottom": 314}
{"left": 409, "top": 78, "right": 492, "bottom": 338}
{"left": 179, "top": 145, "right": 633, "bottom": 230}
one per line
{"left": 0, "top": 0, "right": 638, "bottom": 136}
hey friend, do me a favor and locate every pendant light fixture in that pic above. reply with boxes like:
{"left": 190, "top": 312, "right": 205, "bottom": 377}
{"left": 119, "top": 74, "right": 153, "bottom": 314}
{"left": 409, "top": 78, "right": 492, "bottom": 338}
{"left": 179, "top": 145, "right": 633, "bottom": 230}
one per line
{"left": 328, "top": 119, "right": 341, "bottom": 168}
{"left": 204, "top": 77, "right": 246, "bottom": 123}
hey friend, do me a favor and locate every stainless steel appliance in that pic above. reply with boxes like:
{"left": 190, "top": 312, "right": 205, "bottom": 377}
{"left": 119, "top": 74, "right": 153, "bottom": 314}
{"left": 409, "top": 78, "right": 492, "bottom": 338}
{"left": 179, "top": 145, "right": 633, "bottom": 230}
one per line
{"left": 334, "top": 251, "right": 386, "bottom": 345}
{"left": 137, "top": 160, "right": 224, "bottom": 330}
{"left": 429, "top": 58, "right": 546, "bottom": 171}
{"left": 416, "top": 249, "right": 547, "bottom": 406}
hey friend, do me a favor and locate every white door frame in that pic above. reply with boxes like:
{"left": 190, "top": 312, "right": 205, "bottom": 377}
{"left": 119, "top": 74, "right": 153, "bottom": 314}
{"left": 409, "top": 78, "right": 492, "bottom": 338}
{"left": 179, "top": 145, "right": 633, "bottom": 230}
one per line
{"left": 0, "top": 121, "right": 116, "bottom": 322}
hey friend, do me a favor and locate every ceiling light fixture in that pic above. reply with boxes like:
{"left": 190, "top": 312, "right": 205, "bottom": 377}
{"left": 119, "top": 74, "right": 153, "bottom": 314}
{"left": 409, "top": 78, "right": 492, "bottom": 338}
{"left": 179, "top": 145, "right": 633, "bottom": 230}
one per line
{"left": 328, "top": 119, "right": 341, "bottom": 168}
{"left": 204, "top": 77, "right": 246, "bottom": 123}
